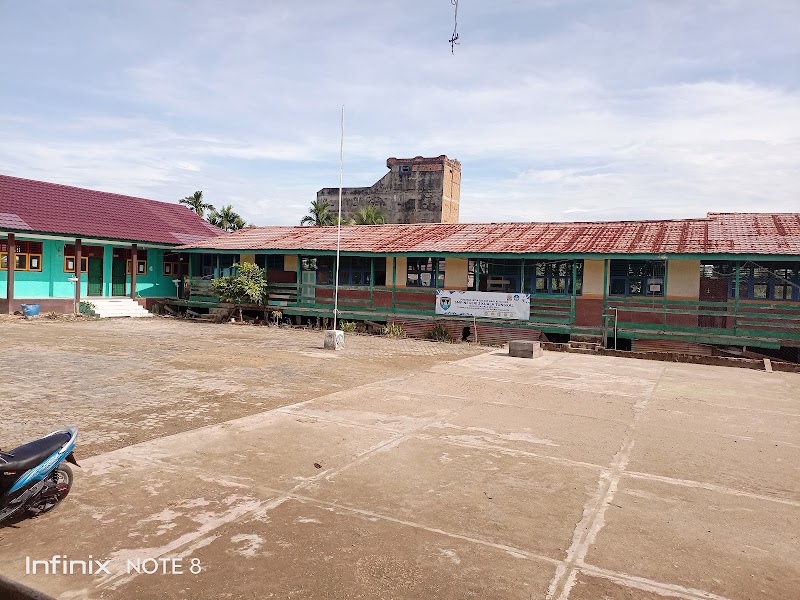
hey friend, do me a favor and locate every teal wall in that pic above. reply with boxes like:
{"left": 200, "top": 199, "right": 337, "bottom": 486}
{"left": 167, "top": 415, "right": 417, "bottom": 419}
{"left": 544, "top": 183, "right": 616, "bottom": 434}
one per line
{"left": 1, "top": 238, "right": 177, "bottom": 299}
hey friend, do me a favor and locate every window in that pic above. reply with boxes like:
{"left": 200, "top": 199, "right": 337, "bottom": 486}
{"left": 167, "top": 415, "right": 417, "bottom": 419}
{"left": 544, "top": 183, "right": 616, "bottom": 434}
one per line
{"left": 201, "top": 254, "right": 216, "bottom": 278}
{"left": 475, "top": 259, "right": 521, "bottom": 292}
{"left": 126, "top": 260, "right": 147, "bottom": 275}
{"left": 0, "top": 239, "right": 43, "bottom": 272}
{"left": 112, "top": 248, "right": 148, "bottom": 275}
{"left": 302, "top": 256, "right": 384, "bottom": 286}
{"left": 399, "top": 165, "right": 411, "bottom": 175}
{"left": 65, "top": 256, "right": 88, "bottom": 273}
{"left": 609, "top": 260, "right": 665, "bottom": 296}
{"left": 255, "top": 254, "right": 285, "bottom": 271}
{"left": 526, "top": 260, "right": 583, "bottom": 295}
{"left": 163, "top": 253, "right": 189, "bottom": 277}
{"left": 63, "top": 244, "right": 103, "bottom": 273}
{"left": 737, "top": 262, "right": 799, "bottom": 301}
{"left": 218, "top": 255, "right": 237, "bottom": 277}
{"left": 407, "top": 257, "right": 445, "bottom": 288}
{"left": 339, "top": 257, "right": 372, "bottom": 286}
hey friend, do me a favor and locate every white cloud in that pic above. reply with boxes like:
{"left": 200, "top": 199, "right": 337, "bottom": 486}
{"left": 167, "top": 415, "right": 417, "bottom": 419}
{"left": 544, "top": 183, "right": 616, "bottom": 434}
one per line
{"left": 0, "top": 1, "right": 797, "bottom": 226}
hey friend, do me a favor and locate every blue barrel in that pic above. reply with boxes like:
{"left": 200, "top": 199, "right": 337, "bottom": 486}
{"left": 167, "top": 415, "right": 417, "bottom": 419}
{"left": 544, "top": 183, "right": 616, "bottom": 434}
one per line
{"left": 21, "top": 304, "right": 41, "bottom": 317}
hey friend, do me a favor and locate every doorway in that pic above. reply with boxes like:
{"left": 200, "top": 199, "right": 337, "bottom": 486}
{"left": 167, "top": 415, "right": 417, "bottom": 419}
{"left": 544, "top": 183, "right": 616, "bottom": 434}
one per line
{"left": 112, "top": 258, "right": 127, "bottom": 296}
{"left": 88, "top": 257, "right": 104, "bottom": 296}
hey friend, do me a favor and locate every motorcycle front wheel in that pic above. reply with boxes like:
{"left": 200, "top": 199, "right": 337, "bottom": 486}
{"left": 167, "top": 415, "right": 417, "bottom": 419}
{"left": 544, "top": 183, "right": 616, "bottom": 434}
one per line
{"left": 27, "top": 464, "right": 73, "bottom": 517}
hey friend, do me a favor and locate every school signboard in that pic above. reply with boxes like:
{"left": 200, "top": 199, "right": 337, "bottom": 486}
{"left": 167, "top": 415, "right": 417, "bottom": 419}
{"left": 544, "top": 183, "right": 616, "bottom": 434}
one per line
{"left": 435, "top": 290, "right": 530, "bottom": 321}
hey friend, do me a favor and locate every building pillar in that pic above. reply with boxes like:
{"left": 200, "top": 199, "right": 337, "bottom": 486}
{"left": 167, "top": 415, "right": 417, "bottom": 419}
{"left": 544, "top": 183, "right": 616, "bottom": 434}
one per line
{"left": 6, "top": 233, "right": 15, "bottom": 314}
{"left": 130, "top": 244, "right": 138, "bottom": 300}
{"left": 74, "top": 238, "right": 82, "bottom": 307}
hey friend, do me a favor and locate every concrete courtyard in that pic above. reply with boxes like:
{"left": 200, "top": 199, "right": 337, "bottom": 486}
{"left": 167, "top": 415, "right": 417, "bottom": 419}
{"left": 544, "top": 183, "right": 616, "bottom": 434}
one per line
{"left": 0, "top": 318, "right": 798, "bottom": 599}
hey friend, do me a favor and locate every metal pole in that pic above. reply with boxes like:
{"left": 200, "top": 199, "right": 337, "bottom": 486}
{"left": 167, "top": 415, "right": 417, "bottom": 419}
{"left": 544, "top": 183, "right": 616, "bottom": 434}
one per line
{"left": 333, "top": 106, "right": 343, "bottom": 331}
{"left": 613, "top": 307, "right": 618, "bottom": 350}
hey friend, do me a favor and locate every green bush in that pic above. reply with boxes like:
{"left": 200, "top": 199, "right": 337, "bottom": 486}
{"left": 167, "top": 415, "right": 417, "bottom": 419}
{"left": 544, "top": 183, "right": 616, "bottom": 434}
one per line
{"left": 78, "top": 300, "right": 96, "bottom": 315}
{"left": 426, "top": 323, "right": 451, "bottom": 342}
{"left": 211, "top": 262, "right": 268, "bottom": 305}
{"left": 384, "top": 322, "right": 405, "bottom": 337}
{"left": 339, "top": 321, "right": 357, "bottom": 332}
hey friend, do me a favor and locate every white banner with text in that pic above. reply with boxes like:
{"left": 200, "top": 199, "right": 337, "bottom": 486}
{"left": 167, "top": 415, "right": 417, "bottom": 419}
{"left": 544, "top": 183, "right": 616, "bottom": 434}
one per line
{"left": 435, "top": 290, "right": 531, "bottom": 321}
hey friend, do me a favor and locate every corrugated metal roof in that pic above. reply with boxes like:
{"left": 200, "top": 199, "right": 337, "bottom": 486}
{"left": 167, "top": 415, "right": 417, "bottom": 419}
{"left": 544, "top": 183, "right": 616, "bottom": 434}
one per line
{"left": 178, "top": 213, "right": 800, "bottom": 256}
{"left": 0, "top": 174, "right": 223, "bottom": 245}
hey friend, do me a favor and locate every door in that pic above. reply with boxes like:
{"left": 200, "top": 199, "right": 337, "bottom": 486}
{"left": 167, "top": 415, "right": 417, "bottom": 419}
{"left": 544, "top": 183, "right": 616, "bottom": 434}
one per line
{"left": 301, "top": 270, "right": 316, "bottom": 305}
{"left": 88, "top": 257, "right": 104, "bottom": 296}
{"left": 112, "top": 258, "right": 127, "bottom": 296}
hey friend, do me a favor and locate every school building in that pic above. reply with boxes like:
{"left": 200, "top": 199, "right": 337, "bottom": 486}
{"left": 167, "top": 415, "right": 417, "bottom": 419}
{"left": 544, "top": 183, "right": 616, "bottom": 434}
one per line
{"left": 175, "top": 214, "right": 800, "bottom": 360}
{"left": 0, "top": 174, "right": 221, "bottom": 316}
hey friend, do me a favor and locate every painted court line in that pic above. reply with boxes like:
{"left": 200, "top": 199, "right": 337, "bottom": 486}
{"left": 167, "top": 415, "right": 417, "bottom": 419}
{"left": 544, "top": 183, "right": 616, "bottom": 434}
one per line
{"left": 578, "top": 564, "right": 732, "bottom": 600}
{"left": 624, "top": 471, "right": 800, "bottom": 507}
{"left": 545, "top": 364, "right": 667, "bottom": 600}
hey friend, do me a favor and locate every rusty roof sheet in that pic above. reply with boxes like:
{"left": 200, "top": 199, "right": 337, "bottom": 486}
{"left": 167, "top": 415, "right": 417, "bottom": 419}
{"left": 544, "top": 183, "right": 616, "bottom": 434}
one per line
{"left": 179, "top": 213, "right": 800, "bottom": 256}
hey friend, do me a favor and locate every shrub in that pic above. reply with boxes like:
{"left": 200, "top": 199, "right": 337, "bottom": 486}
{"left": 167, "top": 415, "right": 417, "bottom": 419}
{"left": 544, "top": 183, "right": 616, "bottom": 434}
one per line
{"left": 384, "top": 322, "right": 405, "bottom": 337}
{"left": 45, "top": 311, "right": 60, "bottom": 320}
{"left": 339, "top": 321, "right": 357, "bottom": 333}
{"left": 78, "top": 300, "right": 96, "bottom": 315}
{"left": 211, "top": 262, "right": 268, "bottom": 305}
{"left": 426, "top": 323, "right": 451, "bottom": 342}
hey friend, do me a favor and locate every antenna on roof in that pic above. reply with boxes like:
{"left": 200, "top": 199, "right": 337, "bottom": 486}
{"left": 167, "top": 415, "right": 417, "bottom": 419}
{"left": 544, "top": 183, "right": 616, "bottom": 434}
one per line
{"left": 449, "top": 0, "right": 460, "bottom": 54}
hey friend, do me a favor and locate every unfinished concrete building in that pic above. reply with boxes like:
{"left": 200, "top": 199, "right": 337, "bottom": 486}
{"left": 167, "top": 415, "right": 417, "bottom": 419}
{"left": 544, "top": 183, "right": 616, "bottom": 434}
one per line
{"left": 317, "top": 155, "right": 461, "bottom": 224}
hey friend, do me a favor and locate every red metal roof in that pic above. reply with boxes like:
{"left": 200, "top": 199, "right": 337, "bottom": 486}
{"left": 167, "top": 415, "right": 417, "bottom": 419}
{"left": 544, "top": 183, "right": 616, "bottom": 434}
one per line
{"left": 179, "top": 213, "right": 800, "bottom": 256}
{"left": 0, "top": 174, "right": 222, "bottom": 245}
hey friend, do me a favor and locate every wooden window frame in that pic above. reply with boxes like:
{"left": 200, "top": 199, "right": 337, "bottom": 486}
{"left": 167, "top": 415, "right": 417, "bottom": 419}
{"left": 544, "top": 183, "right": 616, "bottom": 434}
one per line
{"left": 126, "top": 259, "right": 147, "bottom": 275}
{"left": 0, "top": 239, "right": 43, "bottom": 272}
{"left": 64, "top": 256, "right": 88, "bottom": 273}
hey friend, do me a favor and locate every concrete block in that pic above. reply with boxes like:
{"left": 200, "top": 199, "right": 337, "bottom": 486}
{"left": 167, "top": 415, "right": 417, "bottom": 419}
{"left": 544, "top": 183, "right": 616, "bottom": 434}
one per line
{"left": 509, "top": 340, "right": 542, "bottom": 359}
{"left": 324, "top": 330, "right": 345, "bottom": 351}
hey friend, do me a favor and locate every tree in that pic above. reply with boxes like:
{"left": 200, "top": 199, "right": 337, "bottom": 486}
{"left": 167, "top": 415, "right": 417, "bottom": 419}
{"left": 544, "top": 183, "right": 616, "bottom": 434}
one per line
{"left": 180, "top": 191, "right": 214, "bottom": 219}
{"left": 351, "top": 205, "right": 387, "bottom": 225}
{"left": 208, "top": 205, "right": 246, "bottom": 232}
{"left": 300, "top": 199, "right": 335, "bottom": 226}
{"left": 211, "top": 262, "right": 269, "bottom": 321}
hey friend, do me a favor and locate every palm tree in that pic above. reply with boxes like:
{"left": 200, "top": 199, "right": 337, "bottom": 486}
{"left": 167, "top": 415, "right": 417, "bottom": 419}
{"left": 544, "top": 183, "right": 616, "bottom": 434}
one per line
{"left": 300, "top": 199, "right": 335, "bottom": 226}
{"left": 352, "top": 205, "right": 387, "bottom": 225}
{"left": 207, "top": 205, "right": 246, "bottom": 232}
{"left": 180, "top": 191, "right": 214, "bottom": 218}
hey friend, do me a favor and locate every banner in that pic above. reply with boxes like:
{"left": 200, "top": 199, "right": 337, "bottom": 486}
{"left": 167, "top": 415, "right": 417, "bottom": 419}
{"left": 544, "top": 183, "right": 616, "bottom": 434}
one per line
{"left": 435, "top": 290, "right": 530, "bottom": 321}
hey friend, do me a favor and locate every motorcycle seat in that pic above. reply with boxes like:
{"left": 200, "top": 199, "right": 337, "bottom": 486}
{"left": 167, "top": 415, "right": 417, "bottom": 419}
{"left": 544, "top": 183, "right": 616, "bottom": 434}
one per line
{"left": 0, "top": 433, "right": 71, "bottom": 472}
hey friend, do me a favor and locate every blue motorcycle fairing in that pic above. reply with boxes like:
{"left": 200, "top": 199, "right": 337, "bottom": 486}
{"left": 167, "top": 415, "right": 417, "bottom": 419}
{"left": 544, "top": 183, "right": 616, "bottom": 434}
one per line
{"left": 7, "top": 428, "right": 77, "bottom": 494}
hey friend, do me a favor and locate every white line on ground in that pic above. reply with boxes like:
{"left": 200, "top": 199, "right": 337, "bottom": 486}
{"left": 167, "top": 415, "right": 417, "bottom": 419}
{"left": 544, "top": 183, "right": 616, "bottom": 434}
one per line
{"left": 624, "top": 471, "right": 800, "bottom": 507}
{"left": 545, "top": 364, "right": 667, "bottom": 600}
{"left": 579, "top": 564, "right": 732, "bottom": 600}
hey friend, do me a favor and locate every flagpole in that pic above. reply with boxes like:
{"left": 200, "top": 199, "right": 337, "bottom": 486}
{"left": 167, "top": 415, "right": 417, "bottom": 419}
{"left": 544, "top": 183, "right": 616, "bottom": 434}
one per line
{"left": 333, "top": 106, "right": 343, "bottom": 332}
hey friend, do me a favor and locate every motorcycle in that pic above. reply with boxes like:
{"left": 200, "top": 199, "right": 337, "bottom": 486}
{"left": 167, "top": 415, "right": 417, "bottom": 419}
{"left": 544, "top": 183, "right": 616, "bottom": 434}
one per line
{"left": 0, "top": 427, "right": 79, "bottom": 525}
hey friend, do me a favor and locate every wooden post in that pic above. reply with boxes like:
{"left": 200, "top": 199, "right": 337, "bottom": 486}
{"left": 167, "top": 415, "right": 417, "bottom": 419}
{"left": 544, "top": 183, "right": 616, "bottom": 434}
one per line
{"left": 369, "top": 257, "right": 375, "bottom": 309}
{"left": 179, "top": 255, "right": 186, "bottom": 299}
{"left": 130, "top": 244, "right": 138, "bottom": 300}
{"left": 74, "top": 239, "right": 82, "bottom": 308}
{"left": 391, "top": 257, "right": 396, "bottom": 312}
{"left": 6, "top": 233, "right": 15, "bottom": 314}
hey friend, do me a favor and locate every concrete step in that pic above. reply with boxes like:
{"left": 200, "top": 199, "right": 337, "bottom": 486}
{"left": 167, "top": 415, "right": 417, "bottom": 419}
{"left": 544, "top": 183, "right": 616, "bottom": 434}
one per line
{"left": 86, "top": 298, "right": 153, "bottom": 318}
{"left": 568, "top": 341, "right": 601, "bottom": 352}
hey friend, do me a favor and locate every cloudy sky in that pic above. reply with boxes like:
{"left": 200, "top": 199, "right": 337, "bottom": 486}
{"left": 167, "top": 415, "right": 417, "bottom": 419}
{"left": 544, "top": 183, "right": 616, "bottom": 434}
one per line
{"left": 1, "top": 1, "right": 798, "bottom": 225}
